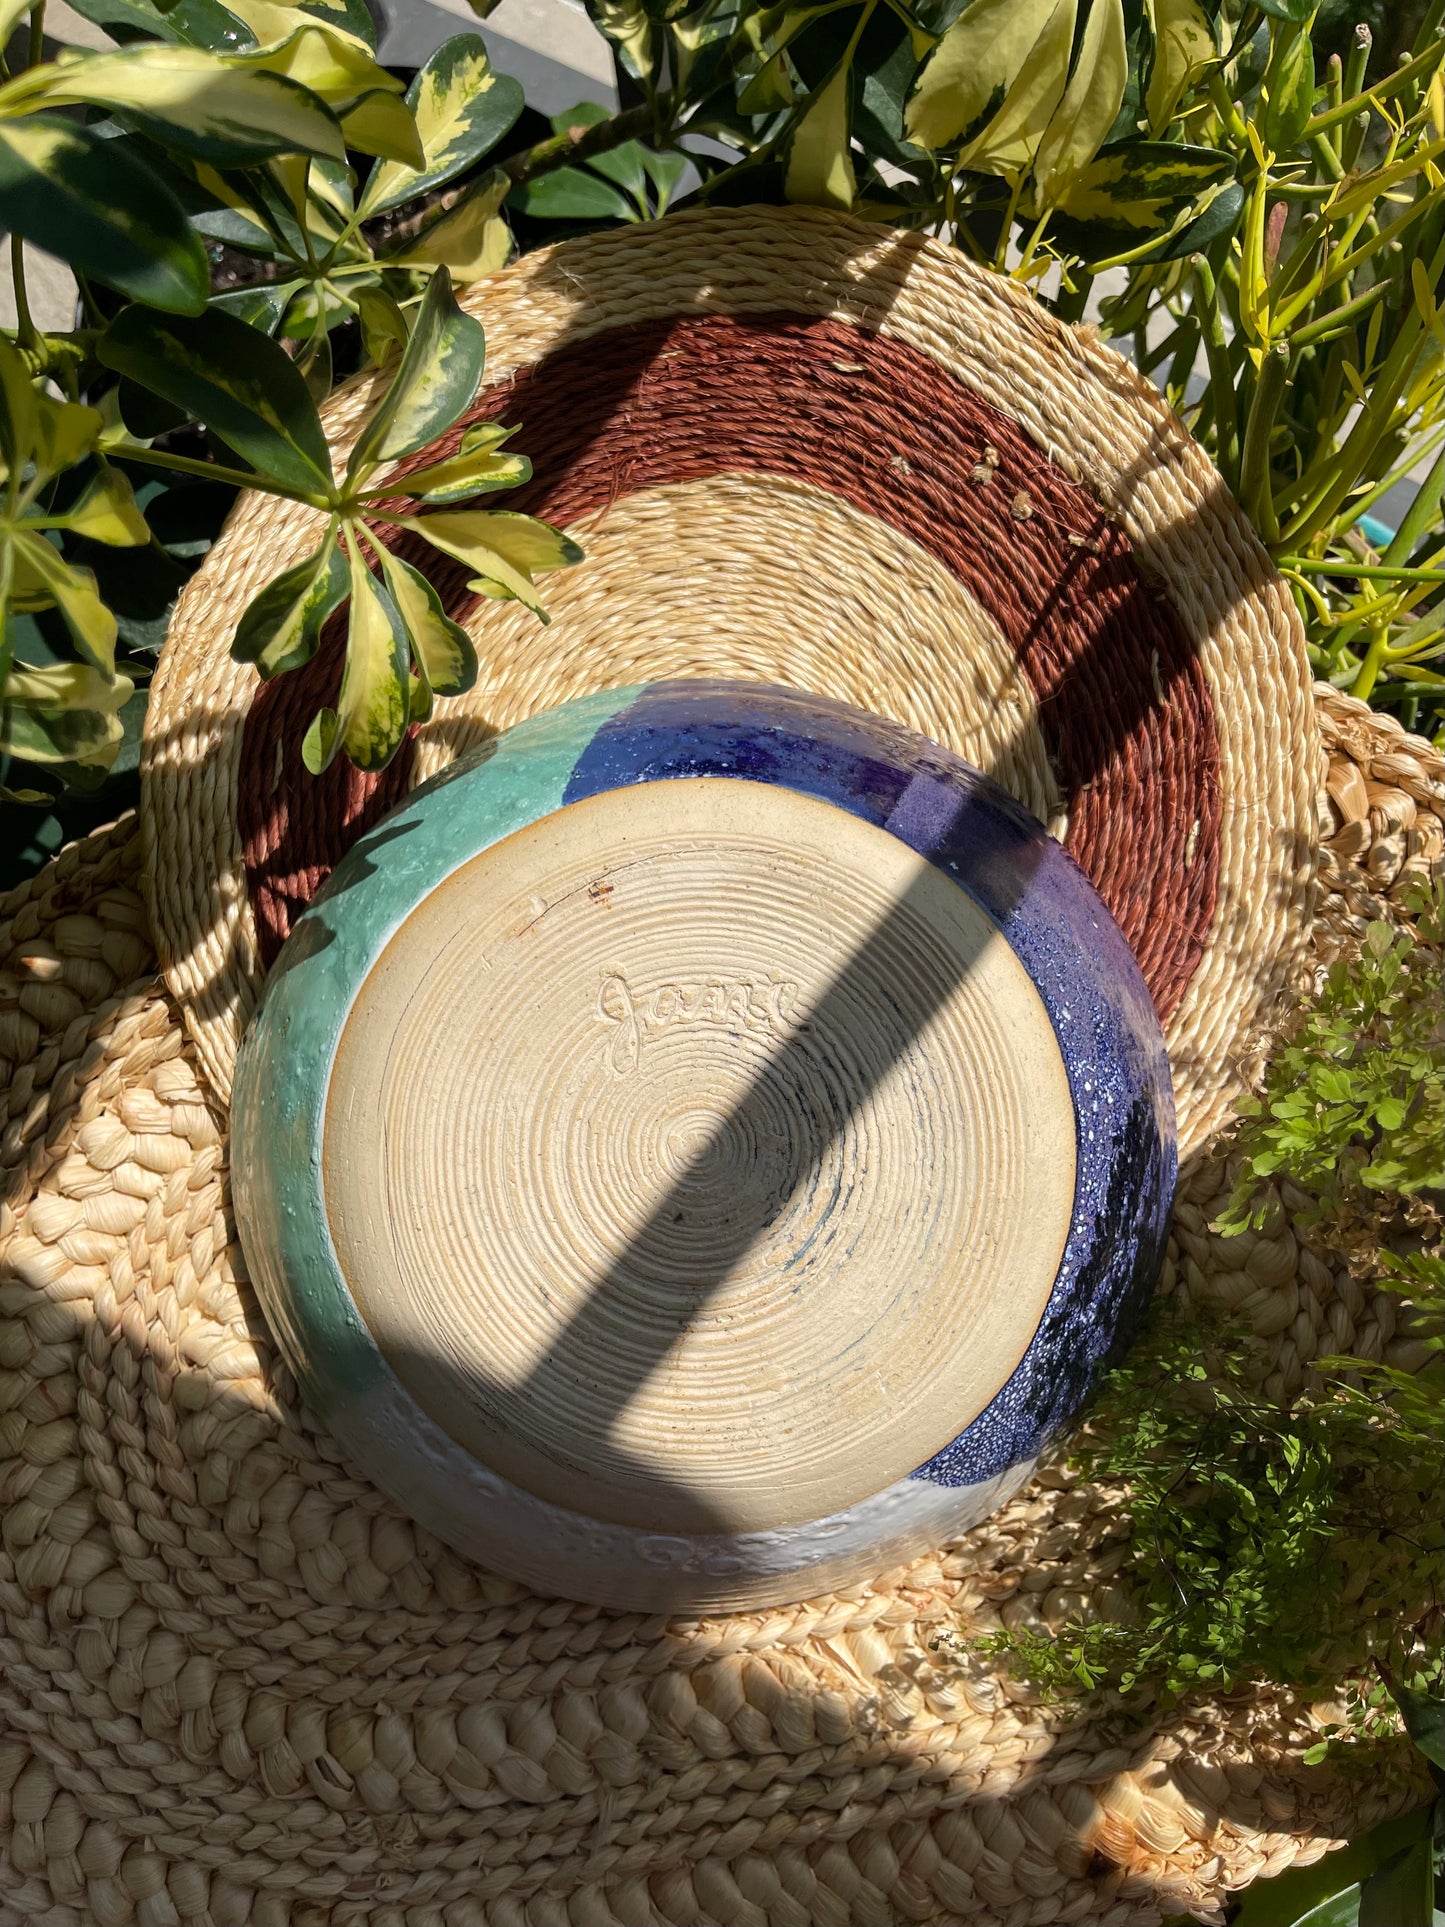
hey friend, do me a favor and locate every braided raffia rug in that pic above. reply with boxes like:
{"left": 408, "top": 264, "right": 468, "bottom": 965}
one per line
{"left": 143, "top": 207, "right": 1318, "bottom": 1161}
{"left": 1, "top": 686, "right": 1439, "bottom": 1926}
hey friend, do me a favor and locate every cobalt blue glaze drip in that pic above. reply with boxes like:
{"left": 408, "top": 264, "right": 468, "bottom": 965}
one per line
{"left": 565, "top": 680, "right": 1177, "bottom": 1484}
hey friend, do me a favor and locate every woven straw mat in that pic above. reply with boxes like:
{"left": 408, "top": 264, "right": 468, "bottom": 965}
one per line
{"left": 4, "top": 205, "right": 1443, "bottom": 1924}
{"left": 1, "top": 689, "right": 1441, "bottom": 1925}
{"left": 144, "top": 207, "right": 1316, "bottom": 1160}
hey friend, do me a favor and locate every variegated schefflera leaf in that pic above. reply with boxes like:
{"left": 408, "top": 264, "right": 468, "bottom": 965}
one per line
{"left": 902, "top": 0, "right": 1234, "bottom": 253}
{"left": 1038, "top": 137, "right": 1243, "bottom": 263}
{"left": 0, "top": 340, "right": 147, "bottom": 777}
{"left": 97, "top": 268, "right": 580, "bottom": 777}
{"left": 356, "top": 34, "right": 524, "bottom": 219}
{"left": 689, "top": 0, "right": 1236, "bottom": 277}
{"left": 0, "top": 0, "right": 419, "bottom": 316}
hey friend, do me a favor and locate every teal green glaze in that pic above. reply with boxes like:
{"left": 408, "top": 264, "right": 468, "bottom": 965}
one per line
{"left": 231, "top": 685, "right": 645, "bottom": 1418}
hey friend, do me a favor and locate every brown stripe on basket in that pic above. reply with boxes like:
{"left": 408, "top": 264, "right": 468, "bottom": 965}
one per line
{"left": 240, "top": 313, "right": 1220, "bottom": 1016}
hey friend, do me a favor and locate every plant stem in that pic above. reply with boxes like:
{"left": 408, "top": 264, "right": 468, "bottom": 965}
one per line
{"left": 1240, "top": 343, "right": 1289, "bottom": 539}
{"left": 1281, "top": 240, "right": 1442, "bottom": 547}
{"left": 1289, "top": 277, "right": 1390, "bottom": 348}
{"left": 1276, "top": 557, "right": 1445, "bottom": 583}
{"left": 114, "top": 441, "right": 326, "bottom": 505}
{"left": 1015, "top": 207, "right": 1051, "bottom": 276}
{"left": 1208, "top": 73, "right": 1249, "bottom": 146}
{"left": 503, "top": 101, "right": 666, "bottom": 188}
{"left": 1342, "top": 23, "right": 1371, "bottom": 105}
{"left": 1352, "top": 620, "right": 1392, "bottom": 702}
{"left": 1054, "top": 268, "right": 1093, "bottom": 325}
{"left": 1381, "top": 446, "right": 1445, "bottom": 568}
{"left": 8, "top": 233, "right": 35, "bottom": 350}
{"left": 1304, "top": 37, "right": 1442, "bottom": 138}
{"left": 994, "top": 176, "right": 1024, "bottom": 271}
{"left": 1164, "top": 318, "right": 1202, "bottom": 408}
{"left": 1334, "top": 428, "right": 1445, "bottom": 531}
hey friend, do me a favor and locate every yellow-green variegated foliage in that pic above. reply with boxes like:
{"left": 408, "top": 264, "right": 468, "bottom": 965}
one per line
{"left": 358, "top": 36, "right": 523, "bottom": 218}
{"left": 0, "top": 344, "right": 143, "bottom": 772}
{"left": 905, "top": 0, "right": 1126, "bottom": 191}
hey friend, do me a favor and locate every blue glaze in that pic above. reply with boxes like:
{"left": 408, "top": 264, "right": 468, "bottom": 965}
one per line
{"left": 563, "top": 680, "right": 1177, "bottom": 1483}
{"left": 232, "top": 685, "right": 646, "bottom": 1427}
{"left": 239, "top": 677, "right": 1176, "bottom": 1540}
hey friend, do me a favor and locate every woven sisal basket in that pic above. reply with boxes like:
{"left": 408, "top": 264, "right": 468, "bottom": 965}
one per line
{"left": 145, "top": 206, "right": 1318, "bottom": 1160}
{"left": 2, "top": 207, "right": 1442, "bottom": 1922}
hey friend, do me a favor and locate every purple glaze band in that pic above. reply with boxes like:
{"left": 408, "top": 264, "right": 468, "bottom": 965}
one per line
{"left": 561, "top": 681, "right": 1177, "bottom": 1483}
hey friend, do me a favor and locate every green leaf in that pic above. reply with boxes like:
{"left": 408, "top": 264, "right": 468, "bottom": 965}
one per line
{"left": 904, "top": 0, "right": 1062, "bottom": 152}
{"left": 508, "top": 165, "right": 636, "bottom": 220}
{"left": 289, "top": 0, "right": 375, "bottom": 45}
{"left": 1262, "top": 23, "right": 1315, "bottom": 155}
{"left": 208, "top": 280, "right": 300, "bottom": 331}
{"left": 1251, "top": 0, "right": 1312, "bottom": 20}
{"left": 1233, "top": 1806, "right": 1436, "bottom": 1925}
{"left": 232, "top": 531, "right": 348, "bottom": 675}
{"left": 0, "top": 0, "right": 37, "bottom": 37}
{"left": 301, "top": 704, "right": 339, "bottom": 772}
{"left": 346, "top": 267, "right": 486, "bottom": 483}
{"left": 58, "top": 470, "right": 151, "bottom": 547}
{"left": 262, "top": 151, "right": 348, "bottom": 248}
{"left": 339, "top": 86, "right": 428, "bottom": 166}
{"left": 230, "top": 19, "right": 420, "bottom": 162}
{"left": 356, "top": 34, "right": 524, "bottom": 218}
{"left": 11, "top": 534, "right": 118, "bottom": 672}
{"left": 0, "top": 660, "right": 134, "bottom": 767}
{"left": 1045, "top": 137, "right": 1235, "bottom": 254}
{"left": 1144, "top": 0, "right": 1216, "bottom": 134}
{"left": 351, "top": 282, "right": 410, "bottom": 365}
{"left": 583, "top": 0, "right": 654, "bottom": 82}
{"left": 640, "top": 144, "right": 687, "bottom": 209}
{"left": 1142, "top": 175, "right": 1243, "bottom": 258}
{"left": 99, "top": 303, "right": 334, "bottom": 499}
{"left": 851, "top": 10, "right": 925, "bottom": 167}
{"left": 739, "top": 41, "right": 797, "bottom": 115}
{"left": 784, "top": 60, "right": 856, "bottom": 209}
{"left": 31, "top": 393, "right": 103, "bottom": 479}
{"left": 1358, "top": 1838, "right": 1433, "bottom": 1927}
{"left": 1392, "top": 1684, "right": 1445, "bottom": 1770}
{"left": 278, "top": 285, "right": 334, "bottom": 406}
{"left": 403, "top": 508, "right": 581, "bottom": 618}
{"left": 58, "top": 0, "right": 252, "bottom": 47}
{"left": 385, "top": 168, "right": 513, "bottom": 277}
{"left": 957, "top": 0, "right": 1075, "bottom": 177}
{"left": 377, "top": 548, "right": 478, "bottom": 695}
{"left": 458, "top": 420, "right": 514, "bottom": 456}
{"left": 0, "top": 333, "right": 39, "bottom": 475}
{"left": 27, "top": 45, "right": 347, "bottom": 166}
{"left": 321, "top": 539, "right": 409, "bottom": 770}
{"left": 387, "top": 440, "right": 531, "bottom": 504}
{"left": 221, "top": 0, "right": 373, "bottom": 55}
{"left": 1034, "top": 0, "right": 1127, "bottom": 200}
{"left": 0, "top": 115, "right": 209, "bottom": 313}
{"left": 584, "top": 137, "right": 653, "bottom": 209}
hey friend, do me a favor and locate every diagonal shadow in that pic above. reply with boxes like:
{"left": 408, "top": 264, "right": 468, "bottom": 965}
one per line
{"left": 482, "top": 799, "right": 1002, "bottom": 1535}
{"left": 400, "top": 679, "right": 1171, "bottom": 1548}
{"left": 212, "top": 224, "right": 1304, "bottom": 1562}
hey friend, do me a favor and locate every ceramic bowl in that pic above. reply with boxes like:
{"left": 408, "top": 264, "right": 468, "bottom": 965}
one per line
{"left": 233, "top": 680, "right": 1176, "bottom": 1610}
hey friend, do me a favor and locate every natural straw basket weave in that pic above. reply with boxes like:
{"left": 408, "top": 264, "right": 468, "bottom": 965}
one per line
{"left": 0, "top": 686, "right": 1440, "bottom": 1924}
{"left": 3, "top": 204, "right": 1442, "bottom": 1922}
{"left": 143, "top": 206, "right": 1316, "bottom": 1159}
